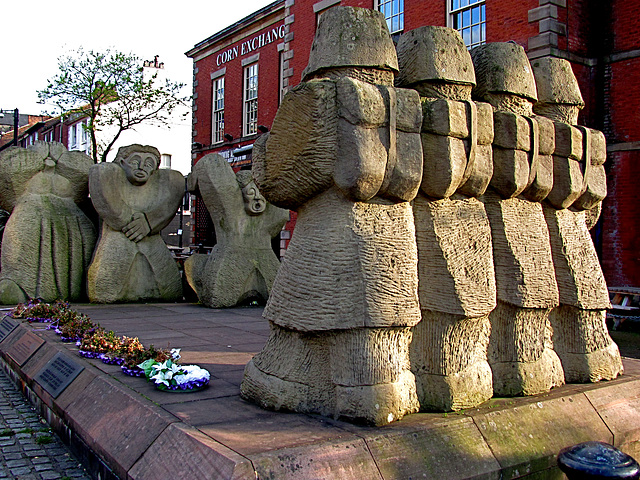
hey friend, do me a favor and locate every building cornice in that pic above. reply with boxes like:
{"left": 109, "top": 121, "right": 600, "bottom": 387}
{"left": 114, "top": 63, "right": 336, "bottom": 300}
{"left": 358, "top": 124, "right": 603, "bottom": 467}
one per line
{"left": 185, "top": 0, "right": 285, "bottom": 59}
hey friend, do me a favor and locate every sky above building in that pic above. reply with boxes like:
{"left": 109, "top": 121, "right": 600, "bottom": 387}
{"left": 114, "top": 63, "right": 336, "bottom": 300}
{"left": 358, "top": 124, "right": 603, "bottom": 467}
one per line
{"left": 1, "top": 0, "right": 274, "bottom": 116}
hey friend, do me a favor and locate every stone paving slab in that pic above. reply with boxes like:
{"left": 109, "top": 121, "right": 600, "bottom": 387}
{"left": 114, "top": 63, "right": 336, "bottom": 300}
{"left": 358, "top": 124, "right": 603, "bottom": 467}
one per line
{"left": 0, "top": 303, "right": 639, "bottom": 480}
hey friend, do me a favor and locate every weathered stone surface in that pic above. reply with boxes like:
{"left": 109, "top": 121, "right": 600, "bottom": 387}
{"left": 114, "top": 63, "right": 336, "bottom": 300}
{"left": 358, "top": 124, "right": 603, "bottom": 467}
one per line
{"left": 184, "top": 153, "right": 288, "bottom": 308}
{"left": 396, "top": 26, "right": 476, "bottom": 92}
{"left": 550, "top": 307, "right": 623, "bottom": 382}
{"left": 398, "top": 26, "right": 496, "bottom": 412}
{"left": 254, "top": 81, "right": 338, "bottom": 210}
{"left": 411, "top": 312, "right": 493, "bottom": 411}
{"left": 129, "top": 423, "right": 255, "bottom": 480}
{"left": 532, "top": 56, "right": 584, "bottom": 124}
{"left": 543, "top": 207, "right": 609, "bottom": 309}
{"left": 419, "top": 133, "right": 467, "bottom": 198}
{"left": 532, "top": 56, "right": 622, "bottom": 385}
{"left": 251, "top": 438, "right": 384, "bottom": 480}
{"left": 87, "top": 144, "right": 183, "bottom": 303}
{"left": 483, "top": 192, "right": 559, "bottom": 308}
{"left": 366, "top": 416, "right": 501, "bottom": 479}
{"left": 574, "top": 164, "right": 607, "bottom": 211}
{"left": 546, "top": 155, "right": 584, "bottom": 209}
{"left": 242, "top": 6, "right": 422, "bottom": 425}
{"left": 473, "top": 44, "right": 564, "bottom": 397}
{"left": 413, "top": 196, "right": 495, "bottom": 317}
{"left": 0, "top": 142, "right": 96, "bottom": 303}
{"left": 264, "top": 190, "right": 421, "bottom": 332}
{"left": 470, "top": 42, "right": 538, "bottom": 104}
{"left": 301, "top": 7, "right": 398, "bottom": 81}
{"left": 488, "top": 302, "right": 564, "bottom": 396}
{"left": 472, "top": 394, "right": 613, "bottom": 479}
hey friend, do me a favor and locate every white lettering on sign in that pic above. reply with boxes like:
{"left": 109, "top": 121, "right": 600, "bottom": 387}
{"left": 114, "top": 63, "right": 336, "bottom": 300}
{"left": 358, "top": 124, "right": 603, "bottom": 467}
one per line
{"left": 216, "top": 24, "right": 286, "bottom": 66}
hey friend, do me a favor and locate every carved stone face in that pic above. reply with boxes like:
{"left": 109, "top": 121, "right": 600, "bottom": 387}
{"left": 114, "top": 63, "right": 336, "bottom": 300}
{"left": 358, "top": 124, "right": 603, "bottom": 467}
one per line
{"left": 241, "top": 180, "right": 266, "bottom": 215}
{"left": 121, "top": 153, "right": 158, "bottom": 185}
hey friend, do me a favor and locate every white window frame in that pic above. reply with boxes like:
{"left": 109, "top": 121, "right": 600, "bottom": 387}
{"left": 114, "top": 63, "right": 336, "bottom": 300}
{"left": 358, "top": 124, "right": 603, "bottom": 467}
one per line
{"left": 212, "top": 76, "right": 225, "bottom": 144}
{"left": 68, "top": 119, "right": 90, "bottom": 155}
{"left": 243, "top": 63, "right": 259, "bottom": 137}
{"left": 376, "top": 0, "right": 404, "bottom": 34}
{"left": 448, "top": 0, "right": 486, "bottom": 49}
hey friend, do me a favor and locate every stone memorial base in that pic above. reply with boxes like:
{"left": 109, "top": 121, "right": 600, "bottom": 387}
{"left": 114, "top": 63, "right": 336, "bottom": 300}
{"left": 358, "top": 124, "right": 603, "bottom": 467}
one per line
{"left": 0, "top": 303, "right": 638, "bottom": 480}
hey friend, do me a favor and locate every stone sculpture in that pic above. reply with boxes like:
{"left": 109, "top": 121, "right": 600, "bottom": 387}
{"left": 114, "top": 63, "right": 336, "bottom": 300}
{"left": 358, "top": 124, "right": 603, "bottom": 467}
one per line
{"left": 531, "top": 57, "right": 622, "bottom": 382}
{"left": 396, "top": 26, "right": 496, "bottom": 411}
{"left": 87, "top": 144, "right": 183, "bottom": 303}
{"left": 0, "top": 142, "right": 96, "bottom": 303}
{"left": 241, "top": 6, "right": 424, "bottom": 425}
{"left": 471, "top": 43, "right": 565, "bottom": 396}
{"left": 183, "top": 153, "right": 288, "bottom": 308}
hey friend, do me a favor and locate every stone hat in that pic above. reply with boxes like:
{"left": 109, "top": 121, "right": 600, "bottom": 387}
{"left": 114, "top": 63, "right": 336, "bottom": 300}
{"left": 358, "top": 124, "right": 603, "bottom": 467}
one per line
{"left": 470, "top": 42, "right": 538, "bottom": 102}
{"left": 301, "top": 6, "right": 398, "bottom": 82}
{"left": 530, "top": 57, "right": 584, "bottom": 107}
{"left": 396, "top": 26, "right": 476, "bottom": 88}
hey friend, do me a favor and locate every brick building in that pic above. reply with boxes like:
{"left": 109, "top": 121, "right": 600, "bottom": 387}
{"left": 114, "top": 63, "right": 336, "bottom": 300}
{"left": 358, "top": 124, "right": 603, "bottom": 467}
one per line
{"left": 186, "top": 0, "right": 639, "bottom": 286}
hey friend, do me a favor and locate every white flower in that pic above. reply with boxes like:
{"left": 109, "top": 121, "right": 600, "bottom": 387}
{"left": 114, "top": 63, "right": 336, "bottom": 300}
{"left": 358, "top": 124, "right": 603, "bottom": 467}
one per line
{"left": 174, "top": 365, "right": 210, "bottom": 385}
{"left": 150, "top": 372, "right": 169, "bottom": 387}
{"left": 170, "top": 348, "right": 181, "bottom": 361}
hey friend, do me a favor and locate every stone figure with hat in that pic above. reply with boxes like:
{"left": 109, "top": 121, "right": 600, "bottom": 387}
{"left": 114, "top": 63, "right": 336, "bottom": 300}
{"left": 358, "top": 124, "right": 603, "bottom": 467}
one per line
{"left": 470, "top": 42, "right": 565, "bottom": 396}
{"left": 184, "top": 152, "right": 288, "bottom": 308}
{"left": 87, "top": 144, "right": 183, "bottom": 303}
{"left": 531, "top": 57, "right": 622, "bottom": 383}
{"left": 241, "top": 6, "right": 424, "bottom": 425}
{"left": 396, "top": 26, "right": 496, "bottom": 411}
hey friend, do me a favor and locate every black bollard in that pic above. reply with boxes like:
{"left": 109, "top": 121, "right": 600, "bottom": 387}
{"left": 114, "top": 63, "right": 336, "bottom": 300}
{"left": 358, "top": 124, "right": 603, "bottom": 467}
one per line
{"left": 558, "top": 441, "right": 640, "bottom": 479}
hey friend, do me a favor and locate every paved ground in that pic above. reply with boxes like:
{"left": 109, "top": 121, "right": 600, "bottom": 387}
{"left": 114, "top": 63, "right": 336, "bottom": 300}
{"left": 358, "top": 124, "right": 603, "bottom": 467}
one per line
{"left": 0, "top": 369, "right": 90, "bottom": 480}
{"left": 0, "top": 303, "right": 638, "bottom": 479}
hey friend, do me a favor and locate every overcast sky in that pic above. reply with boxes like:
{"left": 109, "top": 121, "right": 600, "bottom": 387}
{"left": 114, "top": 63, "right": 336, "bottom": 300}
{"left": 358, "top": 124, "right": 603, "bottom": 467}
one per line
{"left": 1, "top": 0, "right": 274, "bottom": 115}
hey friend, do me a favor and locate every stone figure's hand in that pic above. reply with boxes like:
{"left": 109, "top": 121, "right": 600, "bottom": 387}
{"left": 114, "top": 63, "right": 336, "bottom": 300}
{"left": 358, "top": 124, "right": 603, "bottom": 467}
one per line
{"left": 122, "top": 212, "right": 151, "bottom": 242}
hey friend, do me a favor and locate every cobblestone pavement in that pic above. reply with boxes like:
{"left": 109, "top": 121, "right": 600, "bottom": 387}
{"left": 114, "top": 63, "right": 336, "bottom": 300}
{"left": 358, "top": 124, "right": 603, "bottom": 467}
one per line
{"left": 0, "top": 369, "right": 90, "bottom": 480}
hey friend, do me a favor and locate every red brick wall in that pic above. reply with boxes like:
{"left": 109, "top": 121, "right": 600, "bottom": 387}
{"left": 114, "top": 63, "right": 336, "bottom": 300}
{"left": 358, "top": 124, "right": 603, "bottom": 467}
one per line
{"left": 191, "top": 9, "right": 285, "bottom": 160}
{"left": 602, "top": 150, "right": 640, "bottom": 287}
{"left": 612, "top": 0, "right": 640, "bottom": 52}
{"left": 485, "top": 0, "right": 536, "bottom": 48}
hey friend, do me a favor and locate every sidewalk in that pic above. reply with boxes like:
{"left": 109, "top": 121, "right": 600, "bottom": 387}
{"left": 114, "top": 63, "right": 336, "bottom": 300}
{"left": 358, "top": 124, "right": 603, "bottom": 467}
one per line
{"left": 0, "top": 367, "right": 90, "bottom": 480}
{"left": 1, "top": 303, "right": 639, "bottom": 480}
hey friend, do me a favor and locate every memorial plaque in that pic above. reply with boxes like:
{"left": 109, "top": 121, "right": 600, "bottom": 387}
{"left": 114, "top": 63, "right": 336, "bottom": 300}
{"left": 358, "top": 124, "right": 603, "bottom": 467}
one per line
{"left": 7, "top": 331, "right": 44, "bottom": 366}
{"left": 35, "top": 352, "right": 84, "bottom": 398}
{"left": 0, "top": 316, "right": 18, "bottom": 343}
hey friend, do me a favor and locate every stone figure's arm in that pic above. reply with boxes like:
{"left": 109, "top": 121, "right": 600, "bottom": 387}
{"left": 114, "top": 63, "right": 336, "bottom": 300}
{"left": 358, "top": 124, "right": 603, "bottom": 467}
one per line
{"left": 55, "top": 150, "right": 94, "bottom": 204}
{"left": 0, "top": 146, "right": 45, "bottom": 212}
{"left": 88, "top": 163, "right": 135, "bottom": 231}
{"left": 253, "top": 80, "right": 338, "bottom": 210}
{"left": 188, "top": 153, "right": 242, "bottom": 225}
{"left": 143, "top": 169, "right": 185, "bottom": 235}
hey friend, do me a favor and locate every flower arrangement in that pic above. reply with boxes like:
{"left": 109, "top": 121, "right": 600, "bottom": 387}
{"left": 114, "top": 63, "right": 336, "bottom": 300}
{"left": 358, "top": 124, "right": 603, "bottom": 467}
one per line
{"left": 121, "top": 344, "right": 171, "bottom": 377}
{"left": 10, "top": 300, "right": 212, "bottom": 391}
{"left": 77, "top": 329, "right": 123, "bottom": 361}
{"left": 139, "top": 349, "right": 210, "bottom": 392}
{"left": 55, "top": 313, "right": 96, "bottom": 342}
{"left": 11, "top": 299, "right": 70, "bottom": 323}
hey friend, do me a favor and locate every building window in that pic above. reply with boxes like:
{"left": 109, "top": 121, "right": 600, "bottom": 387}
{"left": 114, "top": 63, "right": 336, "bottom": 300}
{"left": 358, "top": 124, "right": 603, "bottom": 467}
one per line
{"left": 212, "top": 77, "right": 225, "bottom": 144}
{"left": 243, "top": 63, "right": 258, "bottom": 136}
{"left": 69, "top": 123, "right": 77, "bottom": 148}
{"left": 160, "top": 153, "right": 172, "bottom": 169}
{"left": 377, "top": 0, "right": 404, "bottom": 34}
{"left": 68, "top": 120, "right": 90, "bottom": 155}
{"left": 451, "top": 0, "right": 486, "bottom": 49}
